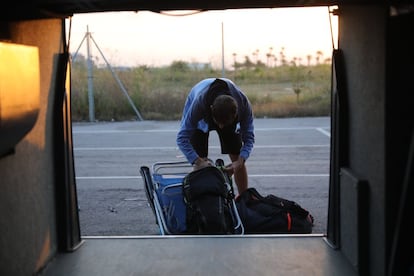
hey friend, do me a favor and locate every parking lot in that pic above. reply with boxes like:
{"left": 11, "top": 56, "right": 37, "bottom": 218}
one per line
{"left": 73, "top": 116, "right": 330, "bottom": 236}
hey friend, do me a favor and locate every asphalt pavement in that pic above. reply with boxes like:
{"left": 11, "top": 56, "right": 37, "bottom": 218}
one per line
{"left": 73, "top": 116, "right": 330, "bottom": 236}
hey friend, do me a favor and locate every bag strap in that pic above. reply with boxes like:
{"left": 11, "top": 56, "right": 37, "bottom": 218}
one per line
{"left": 239, "top": 188, "right": 297, "bottom": 211}
{"left": 239, "top": 187, "right": 264, "bottom": 203}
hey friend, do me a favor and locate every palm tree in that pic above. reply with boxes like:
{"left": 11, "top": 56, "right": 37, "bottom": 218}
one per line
{"left": 244, "top": 55, "right": 254, "bottom": 68}
{"left": 252, "top": 49, "right": 260, "bottom": 64}
{"left": 232, "top": 52, "right": 237, "bottom": 70}
{"left": 266, "top": 47, "right": 273, "bottom": 67}
{"left": 306, "top": 54, "right": 312, "bottom": 66}
{"left": 292, "top": 57, "right": 298, "bottom": 66}
{"left": 315, "top": 51, "right": 323, "bottom": 65}
{"left": 279, "top": 47, "right": 286, "bottom": 66}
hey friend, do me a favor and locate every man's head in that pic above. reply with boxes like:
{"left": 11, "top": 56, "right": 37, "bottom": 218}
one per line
{"left": 210, "top": 95, "right": 238, "bottom": 128}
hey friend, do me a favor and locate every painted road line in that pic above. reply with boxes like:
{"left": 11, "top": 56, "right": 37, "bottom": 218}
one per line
{"left": 75, "top": 174, "right": 329, "bottom": 180}
{"left": 73, "top": 145, "right": 329, "bottom": 151}
{"left": 316, "top": 127, "right": 331, "bottom": 137}
{"left": 73, "top": 126, "right": 330, "bottom": 134}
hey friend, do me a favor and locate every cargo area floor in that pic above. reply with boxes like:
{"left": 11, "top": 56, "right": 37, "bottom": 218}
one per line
{"left": 42, "top": 234, "right": 356, "bottom": 276}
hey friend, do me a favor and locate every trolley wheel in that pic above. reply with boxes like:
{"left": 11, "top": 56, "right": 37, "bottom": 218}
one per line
{"left": 139, "top": 165, "right": 156, "bottom": 218}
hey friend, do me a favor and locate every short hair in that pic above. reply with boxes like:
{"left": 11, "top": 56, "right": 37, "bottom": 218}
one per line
{"left": 211, "top": 95, "right": 238, "bottom": 125}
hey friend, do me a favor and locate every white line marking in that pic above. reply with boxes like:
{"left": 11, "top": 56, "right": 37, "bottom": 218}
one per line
{"left": 75, "top": 174, "right": 329, "bottom": 180}
{"left": 73, "top": 145, "right": 329, "bottom": 151}
{"left": 72, "top": 126, "right": 330, "bottom": 134}
{"left": 74, "top": 146, "right": 179, "bottom": 151}
{"left": 81, "top": 233, "right": 325, "bottom": 239}
{"left": 316, "top": 127, "right": 331, "bottom": 137}
{"left": 254, "top": 127, "right": 329, "bottom": 131}
{"left": 248, "top": 174, "right": 329, "bottom": 177}
{"left": 76, "top": 176, "right": 141, "bottom": 179}
{"left": 73, "top": 129, "right": 178, "bottom": 134}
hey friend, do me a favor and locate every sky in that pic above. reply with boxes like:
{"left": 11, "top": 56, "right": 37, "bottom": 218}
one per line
{"left": 66, "top": 7, "right": 337, "bottom": 68}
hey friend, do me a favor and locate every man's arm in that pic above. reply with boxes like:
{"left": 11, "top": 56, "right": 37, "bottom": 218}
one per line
{"left": 239, "top": 97, "right": 255, "bottom": 161}
{"left": 176, "top": 92, "right": 208, "bottom": 164}
{"left": 223, "top": 78, "right": 255, "bottom": 161}
{"left": 177, "top": 113, "right": 199, "bottom": 164}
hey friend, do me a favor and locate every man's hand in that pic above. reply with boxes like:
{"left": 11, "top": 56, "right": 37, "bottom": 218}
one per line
{"left": 193, "top": 157, "right": 213, "bottom": 171}
{"left": 223, "top": 156, "right": 245, "bottom": 176}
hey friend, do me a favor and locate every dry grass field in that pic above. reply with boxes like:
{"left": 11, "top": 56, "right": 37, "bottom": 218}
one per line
{"left": 71, "top": 58, "right": 331, "bottom": 121}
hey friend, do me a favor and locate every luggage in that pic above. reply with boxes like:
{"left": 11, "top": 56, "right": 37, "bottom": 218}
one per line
{"left": 182, "top": 165, "right": 236, "bottom": 234}
{"left": 140, "top": 160, "right": 243, "bottom": 235}
{"left": 235, "top": 187, "right": 314, "bottom": 234}
{"left": 141, "top": 159, "right": 313, "bottom": 235}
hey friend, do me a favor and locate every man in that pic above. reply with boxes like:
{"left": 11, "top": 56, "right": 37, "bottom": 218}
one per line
{"left": 176, "top": 78, "right": 255, "bottom": 194}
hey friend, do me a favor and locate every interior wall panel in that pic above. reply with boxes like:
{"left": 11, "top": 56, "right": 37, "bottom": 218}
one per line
{"left": 0, "top": 19, "right": 64, "bottom": 275}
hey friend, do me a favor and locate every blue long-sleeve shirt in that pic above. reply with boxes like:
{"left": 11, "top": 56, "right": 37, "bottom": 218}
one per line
{"left": 176, "top": 78, "right": 255, "bottom": 164}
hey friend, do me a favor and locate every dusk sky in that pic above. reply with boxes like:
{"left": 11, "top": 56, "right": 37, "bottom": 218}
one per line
{"left": 67, "top": 7, "right": 337, "bottom": 68}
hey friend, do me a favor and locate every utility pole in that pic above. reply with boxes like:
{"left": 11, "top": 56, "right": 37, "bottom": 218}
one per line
{"left": 221, "top": 22, "right": 225, "bottom": 78}
{"left": 72, "top": 26, "right": 144, "bottom": 121}
{"left": 85, "top": 25, "right": 95, "bottom": 122}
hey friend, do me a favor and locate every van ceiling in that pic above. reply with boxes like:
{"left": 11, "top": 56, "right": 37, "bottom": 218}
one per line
{"left": 4, "top": 0, "right": 346, "bottom": 20}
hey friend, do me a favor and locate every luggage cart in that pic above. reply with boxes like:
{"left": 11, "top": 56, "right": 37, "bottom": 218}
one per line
{"left": 140, "top": 159, "right": 244, "bottom": 235}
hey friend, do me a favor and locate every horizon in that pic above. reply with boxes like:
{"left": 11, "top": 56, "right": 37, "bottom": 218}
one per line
{"left": 67, "top": 7, "right": 338, "bottom": 69}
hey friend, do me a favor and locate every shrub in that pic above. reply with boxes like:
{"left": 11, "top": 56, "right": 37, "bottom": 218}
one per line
{"left": 71, "top": 59, "right": 331, "bottom": 121}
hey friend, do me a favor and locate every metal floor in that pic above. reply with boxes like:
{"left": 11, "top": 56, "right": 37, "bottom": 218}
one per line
{"left": 42, "top": 234, "right": 356, "bottom": 276}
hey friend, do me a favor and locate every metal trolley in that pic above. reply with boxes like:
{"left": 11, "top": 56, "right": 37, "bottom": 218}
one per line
{"left": 140, "top": 160, "right": 244, "bottom": 235}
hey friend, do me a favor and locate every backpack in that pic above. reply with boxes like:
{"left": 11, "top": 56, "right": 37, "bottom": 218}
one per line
{"left": 182, "top": 165, "right": 235, "bottom": 234}
{"left": 235, "top": 187, "right": 314, "bottom": 234}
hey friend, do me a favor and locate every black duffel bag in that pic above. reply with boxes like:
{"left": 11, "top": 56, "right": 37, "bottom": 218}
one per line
{"left": 235, "top": 187, "right": 314, "bottom": 234}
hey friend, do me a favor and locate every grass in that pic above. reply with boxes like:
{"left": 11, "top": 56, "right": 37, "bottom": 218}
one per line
{"left": 70, "top": 58, "right": 332, "bottom": 121}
